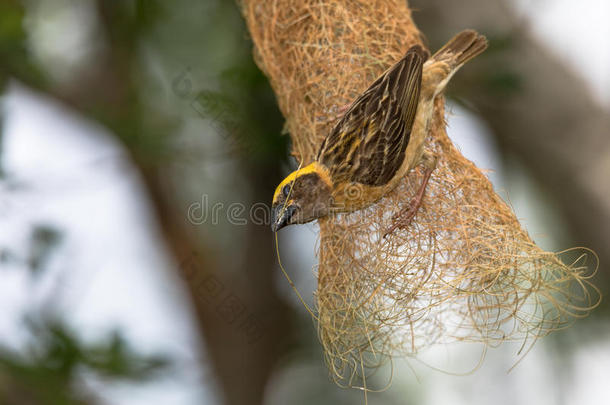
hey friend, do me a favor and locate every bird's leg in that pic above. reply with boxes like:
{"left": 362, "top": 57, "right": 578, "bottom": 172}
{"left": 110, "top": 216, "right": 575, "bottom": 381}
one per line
{"left": 383, "top": 153, "right": 436, "bottom": 238}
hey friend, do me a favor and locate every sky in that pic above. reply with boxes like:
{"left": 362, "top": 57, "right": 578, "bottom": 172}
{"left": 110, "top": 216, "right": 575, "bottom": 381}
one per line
{"left": 1, "top": 1, "right": 609, "bottom": 404}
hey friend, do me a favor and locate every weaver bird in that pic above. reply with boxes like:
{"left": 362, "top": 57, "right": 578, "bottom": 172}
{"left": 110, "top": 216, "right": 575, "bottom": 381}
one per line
{"left": 271, "top": 30, "right": 488, "bottom": 232}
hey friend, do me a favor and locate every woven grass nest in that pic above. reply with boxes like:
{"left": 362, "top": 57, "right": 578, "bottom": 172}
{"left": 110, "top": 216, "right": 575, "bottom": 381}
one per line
{"left": 241, "top": 0, "right": 600, "bottom": 389}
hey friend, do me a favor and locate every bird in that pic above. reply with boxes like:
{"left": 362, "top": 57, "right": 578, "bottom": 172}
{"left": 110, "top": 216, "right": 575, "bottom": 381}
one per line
{"left": 271, "top": 30, "right": 488, "bottom": 233}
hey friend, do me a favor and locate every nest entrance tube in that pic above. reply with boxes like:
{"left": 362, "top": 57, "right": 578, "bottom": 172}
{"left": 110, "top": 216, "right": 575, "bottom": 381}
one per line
{"left": 242, "top": 0, "right": 600, "bottom": 389}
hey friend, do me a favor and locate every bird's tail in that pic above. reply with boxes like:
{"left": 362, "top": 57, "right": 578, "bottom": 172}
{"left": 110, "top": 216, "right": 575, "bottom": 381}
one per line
{"left": 420, "top": 30, "right": 487, "bottom": 99}
{"left": 431, "top": 29, "right": 488, "bottom": 68}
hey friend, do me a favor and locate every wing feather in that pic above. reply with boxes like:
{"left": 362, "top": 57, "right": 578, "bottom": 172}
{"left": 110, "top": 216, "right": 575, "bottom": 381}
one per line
{"left": 318, "top": 45, "right": 426, "bottom": 186}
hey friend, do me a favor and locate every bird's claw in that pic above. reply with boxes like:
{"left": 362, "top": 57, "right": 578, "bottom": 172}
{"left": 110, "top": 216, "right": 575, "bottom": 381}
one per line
{"left": 383, "top": 202, "right": 418, "bottom": 238}
{"left": 382, "top": 164, "right": 434, "bottom": 239}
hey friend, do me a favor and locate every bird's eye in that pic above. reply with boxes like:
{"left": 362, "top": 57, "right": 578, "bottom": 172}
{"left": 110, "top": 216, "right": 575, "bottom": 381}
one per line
{"left": 282, "top": 184, "right": 291, "bottom": 197}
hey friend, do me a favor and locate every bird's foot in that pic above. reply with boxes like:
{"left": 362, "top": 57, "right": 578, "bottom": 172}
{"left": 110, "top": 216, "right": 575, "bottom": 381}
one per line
{"left": 383, "top": 165, "right": 434, "bottom": 238}
{"left": 383, "top": 203, "right": 419, "bottom": 238}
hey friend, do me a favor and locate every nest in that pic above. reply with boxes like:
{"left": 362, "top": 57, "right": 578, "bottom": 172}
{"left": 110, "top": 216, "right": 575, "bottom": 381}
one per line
{"left": 241, "top": 0, "right": 600, "bottom": 388}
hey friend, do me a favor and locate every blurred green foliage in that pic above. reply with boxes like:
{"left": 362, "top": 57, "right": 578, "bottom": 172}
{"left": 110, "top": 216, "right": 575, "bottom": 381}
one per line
{"left": 0, "top": 221, "right": 169, "bottom": 404}
{"left": 482, "top": 34, "right": 523, "bottom": 96}
{"left": 0, "top": 318, "right": 169, "bottom": 404}
{"left": 0, "top": 0, "right": 43, "bottom": 92}
{"left": 192, "top": 64, "right": 288, "bottom": 166}
{"left": 27, "top": 225, "right": 62, "bottom": 276}
{"left": 0, "top": 0, "right": 288, "bottom": 403}
{"left": 0, "top": 1, "right": 26, "bottom": 178}
{"left": 0, "top": 1, "right": 27, "bottom": 89}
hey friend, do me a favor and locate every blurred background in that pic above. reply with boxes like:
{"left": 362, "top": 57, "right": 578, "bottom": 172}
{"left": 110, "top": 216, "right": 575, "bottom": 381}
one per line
{"left": 0, "top": 0, "right": 609, "bottom": 404}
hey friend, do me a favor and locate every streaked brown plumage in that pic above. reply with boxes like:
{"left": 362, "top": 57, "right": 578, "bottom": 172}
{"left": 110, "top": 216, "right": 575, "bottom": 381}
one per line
{"left": 272, "top": 30, "right": 488, "bottom": 232}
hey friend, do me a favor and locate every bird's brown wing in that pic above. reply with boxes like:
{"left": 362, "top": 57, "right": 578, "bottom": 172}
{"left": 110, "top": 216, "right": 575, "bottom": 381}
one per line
{"left": 317, "top": 45, "right": 426, "bottom": 186}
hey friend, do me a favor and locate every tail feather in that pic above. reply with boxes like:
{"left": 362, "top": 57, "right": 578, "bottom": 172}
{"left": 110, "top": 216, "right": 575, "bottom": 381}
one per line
{"left": 432, "top": 29, "right": 488, "bottom": 67}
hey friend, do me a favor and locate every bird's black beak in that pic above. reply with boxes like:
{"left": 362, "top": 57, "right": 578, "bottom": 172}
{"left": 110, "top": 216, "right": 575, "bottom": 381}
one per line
{"left": 271, "top": 204, "right": 296, "bottom": 232}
